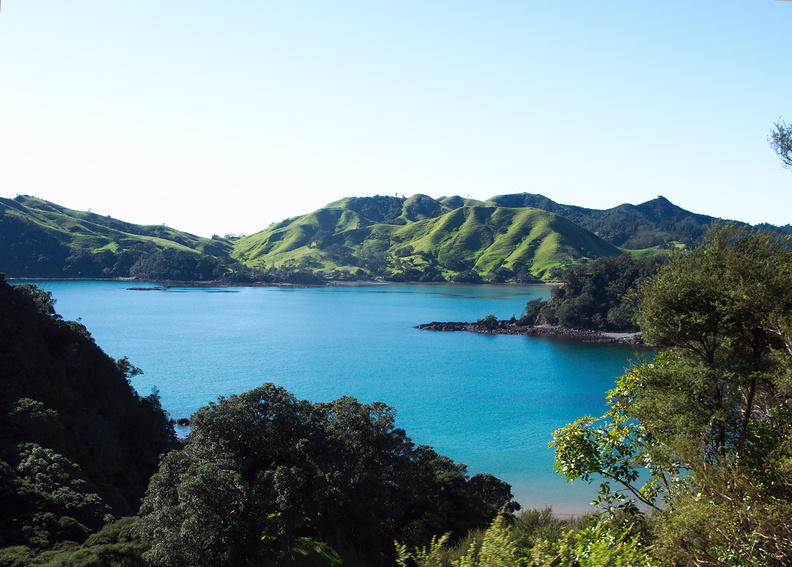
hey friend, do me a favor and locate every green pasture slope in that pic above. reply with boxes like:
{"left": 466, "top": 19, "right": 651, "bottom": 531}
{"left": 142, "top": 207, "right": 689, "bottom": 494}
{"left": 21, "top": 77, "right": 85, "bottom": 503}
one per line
{"left": 231, "top": 194, "right": 623, "bottom": 280}
{"left": 1, "top": 195, "right": 232, "bottom": 255}
{"left": 6, "top": 191, "right": 780, "bottom": 282}
{"left": 0, "top": 195, "right": 235, "bottom": 278}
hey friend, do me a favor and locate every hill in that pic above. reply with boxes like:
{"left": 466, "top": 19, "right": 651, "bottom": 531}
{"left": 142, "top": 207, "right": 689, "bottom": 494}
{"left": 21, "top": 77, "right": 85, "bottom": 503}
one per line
{"left": 0, "top": 195, "right": 258, "bottom": 281}
{"left": 487, "top": 193, "right": 727, "bottom": 248}
{"left": 4, "top": 192, "right": 788, "bottom": 282}
{"left": 232, "top": 195, "right": 622, "bottom": 280}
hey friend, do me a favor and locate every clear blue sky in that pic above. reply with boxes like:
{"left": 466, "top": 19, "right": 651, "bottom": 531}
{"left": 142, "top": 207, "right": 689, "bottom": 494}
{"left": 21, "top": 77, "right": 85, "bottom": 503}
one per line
{"left": 1, "top": 1, "right": 790, "bottom": 237}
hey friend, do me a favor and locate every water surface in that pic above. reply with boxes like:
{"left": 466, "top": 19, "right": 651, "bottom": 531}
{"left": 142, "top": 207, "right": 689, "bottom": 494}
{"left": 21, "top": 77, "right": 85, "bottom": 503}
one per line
{"left": 28, "top": 281, "right": 648, "bottom": 515}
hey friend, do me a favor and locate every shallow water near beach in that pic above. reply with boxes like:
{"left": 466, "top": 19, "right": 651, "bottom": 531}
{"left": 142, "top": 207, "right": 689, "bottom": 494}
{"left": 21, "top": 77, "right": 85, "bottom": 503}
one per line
{"left": 25, "top": 281, "right": 651, "bottom": 515}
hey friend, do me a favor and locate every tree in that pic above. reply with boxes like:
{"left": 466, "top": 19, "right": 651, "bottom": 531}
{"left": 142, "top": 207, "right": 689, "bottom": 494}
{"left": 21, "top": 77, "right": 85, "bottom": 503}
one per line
{"left": 520, "top": 254, "right": 665, "bottom": 332}
{"left": 552, "top": 224, "right": 792, "bottom": 565}
{"left": 0, "top": 277, "right": 177, "bottom": 556}
{"left": 138, "top": 384, "right": 518, "bottom": 565}
{"left": 770, "top": 119, "right": 792, "bottom": 170}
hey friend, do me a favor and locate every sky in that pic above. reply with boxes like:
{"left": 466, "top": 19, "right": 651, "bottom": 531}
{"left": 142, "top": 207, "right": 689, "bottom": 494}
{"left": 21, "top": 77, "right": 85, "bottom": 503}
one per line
{"left": 1, "top": 1, "right": 790, "bottom": 237}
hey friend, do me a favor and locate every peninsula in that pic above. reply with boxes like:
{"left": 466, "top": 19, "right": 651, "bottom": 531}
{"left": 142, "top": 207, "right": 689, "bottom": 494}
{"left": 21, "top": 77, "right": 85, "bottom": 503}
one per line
{"left": 416, "top": 318, "right": 643, "bottom": 344}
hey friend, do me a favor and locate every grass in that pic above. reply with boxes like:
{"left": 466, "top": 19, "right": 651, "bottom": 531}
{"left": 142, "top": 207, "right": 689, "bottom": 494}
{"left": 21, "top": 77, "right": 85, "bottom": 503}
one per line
{"left": 626, "top": 247, "right": 674, "bottom": 259}
{"left": 3, "top": 193, "right": 651, "bottom": 282}
{"left": 2, "top": 195, "right": 231, "bottom": 258}
{"left": 230, "top": 198, "right": 623, "bottom": 280}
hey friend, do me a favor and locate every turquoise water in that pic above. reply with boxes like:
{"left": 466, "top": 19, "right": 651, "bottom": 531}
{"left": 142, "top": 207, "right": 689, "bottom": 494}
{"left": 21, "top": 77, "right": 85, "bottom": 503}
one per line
{"left": 26, "top": 281, "right": 648, "bottom": 515}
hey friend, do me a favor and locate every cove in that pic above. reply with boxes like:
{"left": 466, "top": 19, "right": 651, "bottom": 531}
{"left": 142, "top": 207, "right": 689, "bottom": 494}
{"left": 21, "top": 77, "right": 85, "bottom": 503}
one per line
{"left": 24, "top": 281, "right": 651, "bottom": 515}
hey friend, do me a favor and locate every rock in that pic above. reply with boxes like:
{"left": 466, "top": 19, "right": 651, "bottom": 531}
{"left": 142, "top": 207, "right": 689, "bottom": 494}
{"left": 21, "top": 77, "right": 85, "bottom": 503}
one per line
{"left": 415, "top": 320, "right": 644, "bottom": 344}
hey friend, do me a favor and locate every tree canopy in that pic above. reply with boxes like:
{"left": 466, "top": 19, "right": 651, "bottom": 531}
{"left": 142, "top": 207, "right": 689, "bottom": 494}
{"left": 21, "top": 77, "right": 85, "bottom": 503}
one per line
{"left": 137, "top": 384, "right": 518, "bottom": 566}
{"left": 552, "top": 224, "right": 792, "bottom": 565}
{"left": 0, "top": 275, "right": 177, "bottom": 554}
{"left": 521, "top": 254, "right": 666, "bottom": 332}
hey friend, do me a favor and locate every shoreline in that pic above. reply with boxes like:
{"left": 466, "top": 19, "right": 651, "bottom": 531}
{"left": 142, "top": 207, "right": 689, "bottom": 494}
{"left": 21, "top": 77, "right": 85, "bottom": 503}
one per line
{"left": 415, "top": 321, "right": 644, "bottom": 344}
{"left": 10, "top": 277, "right": 556, "bottom": 289}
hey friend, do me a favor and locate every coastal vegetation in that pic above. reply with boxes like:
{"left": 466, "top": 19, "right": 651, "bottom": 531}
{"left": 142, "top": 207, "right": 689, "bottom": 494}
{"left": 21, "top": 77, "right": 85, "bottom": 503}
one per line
{"left": 417, "top": 253, "right": 665, "bottom": 339}
{"left": 551, "top": 224, "right": 792, "bottom": 565}
{"left": 137, "top": 385, "right": 518, "bottom": 566}
{"left": 0, "top": 275, "right": 177, "bottom": 560}
{"left": 3, "top": 222, "right": 792, "bottom": 565}
{"left": 520, "top": 254, "right": 666, "bottom": 332}
{"left": 0, "top": 275, "right": 518, "bottom": 565}
{"left": 402, "top": 224, "right": 792, "bottom": 566}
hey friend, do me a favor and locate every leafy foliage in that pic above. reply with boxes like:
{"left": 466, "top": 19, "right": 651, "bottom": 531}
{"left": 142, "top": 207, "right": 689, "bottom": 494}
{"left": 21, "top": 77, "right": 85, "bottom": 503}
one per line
{"left": 551, "top": 224, "right": 792, "bottom": 565}
{"left": 521, "top": 254, "right": 665, "bottom": 331}
{"left": 0, "top": 276, "right": 177, "bottom": 553}
{"left": 138, "top": 384, "right": 519, "bottom": 565}
{"left": 397, "top": 511, "right": 657, "bottom": 567}
{"left": 770, "top": 119, "right": 792, "bottom": 170}
{"left": 0, "top": 517, "right": 149, "bottom": 566}
{"left": 127, "top": 248, "right": 262, "bottom": 282}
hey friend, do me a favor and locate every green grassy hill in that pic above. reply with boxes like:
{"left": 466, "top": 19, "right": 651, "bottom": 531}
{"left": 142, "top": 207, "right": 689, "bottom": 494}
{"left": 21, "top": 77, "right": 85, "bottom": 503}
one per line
{"left": 0, "top": 196, "right": 249, "bottom": 280}
{"left": 5, "top": 192, "right": 783, "bottom": 282}
{"left": 2, "top": 195, "right": 232, "bottom": 255}
{"left": 232, "top": 195, "right": 622, "bottom": 280}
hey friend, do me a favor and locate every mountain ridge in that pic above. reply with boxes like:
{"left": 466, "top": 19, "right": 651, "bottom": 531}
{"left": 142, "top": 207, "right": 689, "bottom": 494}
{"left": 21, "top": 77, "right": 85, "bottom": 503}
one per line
{"left": 231, "top": 196, "right": 623, "bottom": 280}
{"left": 2, "top": 192, "right": 787, "bottom": 282}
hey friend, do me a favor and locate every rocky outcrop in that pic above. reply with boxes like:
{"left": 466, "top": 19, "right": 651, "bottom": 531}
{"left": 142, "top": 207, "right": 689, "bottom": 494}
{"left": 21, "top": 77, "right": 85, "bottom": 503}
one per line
{"left": 415, "top": 321, "right": 644, "bottom": 344}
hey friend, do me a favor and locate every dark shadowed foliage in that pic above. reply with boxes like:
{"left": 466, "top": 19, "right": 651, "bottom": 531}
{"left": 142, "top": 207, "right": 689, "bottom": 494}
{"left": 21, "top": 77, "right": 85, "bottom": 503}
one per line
{"left": 138, "top": 384, "right": 518, "bottom": 566}
{"left": 0, "top": 275, "right": 177, "bottom": 555}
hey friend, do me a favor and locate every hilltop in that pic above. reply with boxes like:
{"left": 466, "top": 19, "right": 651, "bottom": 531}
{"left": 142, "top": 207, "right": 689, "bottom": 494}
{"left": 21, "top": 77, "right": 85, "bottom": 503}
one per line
{"left": 487, "top": 193, "right": 720, "bottom": 248}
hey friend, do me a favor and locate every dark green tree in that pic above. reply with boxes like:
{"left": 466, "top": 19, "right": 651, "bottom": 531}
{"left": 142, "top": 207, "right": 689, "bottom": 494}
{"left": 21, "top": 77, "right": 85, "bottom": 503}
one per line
{"left": 138, "top": 384, "right": 518, "bottom": 565}
{"left": 521, "top": 254, "right": 665, "bottom": 331}
{"left": 0, "top": 276, "right": 177, "bottom": 556}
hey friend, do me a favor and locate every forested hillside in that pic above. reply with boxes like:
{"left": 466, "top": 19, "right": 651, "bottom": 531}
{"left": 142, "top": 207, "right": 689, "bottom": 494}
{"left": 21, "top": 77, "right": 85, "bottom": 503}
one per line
{"left": 0, "top": 274, "right": 177, "bottom": 557}
{"left": 521, "top": 254, "right": 667, "bottom": 332}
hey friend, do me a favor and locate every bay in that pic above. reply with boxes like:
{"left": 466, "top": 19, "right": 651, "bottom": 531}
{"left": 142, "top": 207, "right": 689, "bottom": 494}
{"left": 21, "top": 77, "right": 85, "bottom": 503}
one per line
{"left": 24, "top": 280, "right": 649, "bottom": 515}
